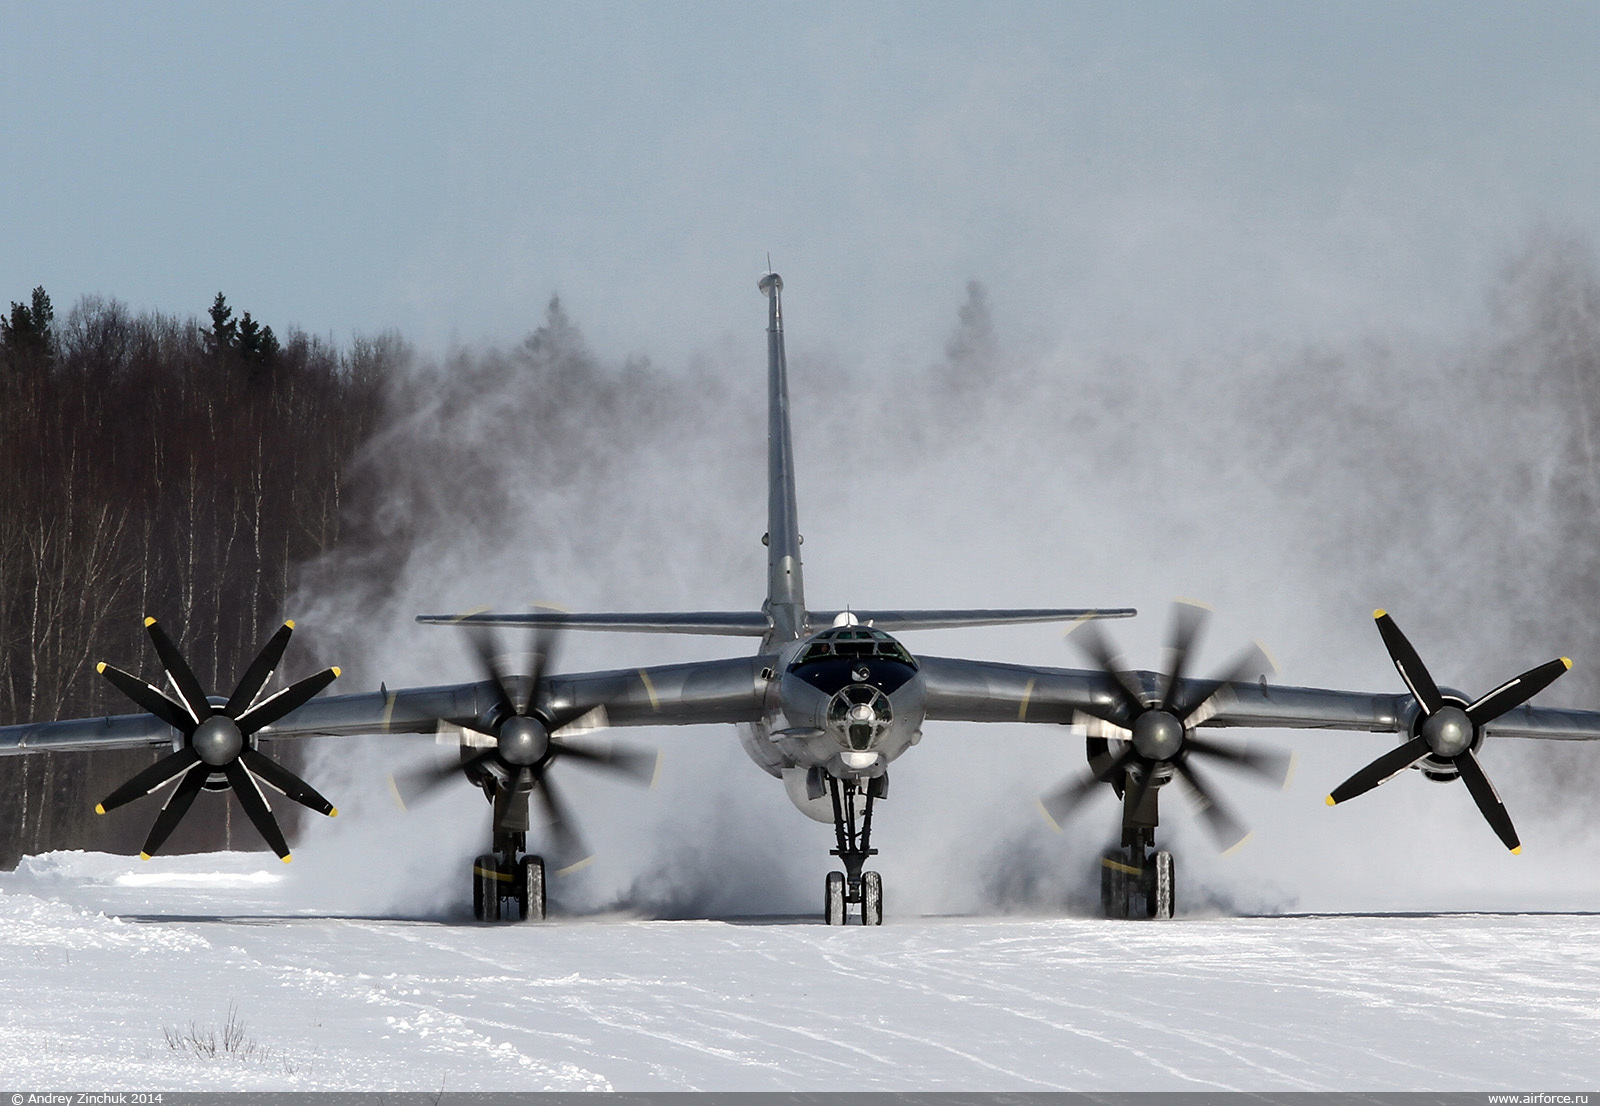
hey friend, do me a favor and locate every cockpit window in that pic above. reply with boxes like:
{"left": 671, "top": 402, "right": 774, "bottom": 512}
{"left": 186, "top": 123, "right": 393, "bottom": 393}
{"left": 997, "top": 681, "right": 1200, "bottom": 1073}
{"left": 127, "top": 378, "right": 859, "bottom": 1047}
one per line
{"left": 790, "top": 627, "right": 917, "bottom": 670}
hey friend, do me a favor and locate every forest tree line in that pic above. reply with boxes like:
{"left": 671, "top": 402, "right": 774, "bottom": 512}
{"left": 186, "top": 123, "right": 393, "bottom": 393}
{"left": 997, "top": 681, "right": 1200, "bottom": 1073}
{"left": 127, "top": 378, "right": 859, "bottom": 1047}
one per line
{"left": 0, "top": 288, "right": 400, "bottom": 867}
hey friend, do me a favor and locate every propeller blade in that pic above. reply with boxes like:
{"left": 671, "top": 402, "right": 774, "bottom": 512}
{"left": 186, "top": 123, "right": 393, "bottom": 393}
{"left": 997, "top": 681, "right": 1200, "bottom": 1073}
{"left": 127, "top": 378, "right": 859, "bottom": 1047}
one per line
{"left": 532, "top": 772, "right": 590, "bottom": 868}
{"left": 239, "top": 746, "right": 336, "bottom": 817}
{"left": 1160, "top": 601, "right": 1209, "bottom": 713}
{"left": 222, "top": 760, "right": 291, "bottom": 861}
{"left": 391, "top": 749, "right": 497, "bottom": 808}
{"left": 226, "top": 621, "right": 295, "bottom": 718}
{"left": 1069, "top": 619, "right": 1146, "bottom": 720}
{"left": 96, "top": 662, "right": 195, "bottom": 735}
{"left": 139, "top": 763, "right": 210, "bottom": 858}
{"left": 234, "top": 667, "right": 339, "bottom": 734}
{"left": 1040, "top": 744, "right": 1138, "bottom": 825}
{"left": 143, "top": 617, "right": 213, "bottom": 723}
{"left": 97, "top": 747, "right": 202, "bottom": 814}
{"left": 1178, "top": 642, "right": 1274, "bottom": 726}
{"left": 1466, "top": 657, "right": 1572, "bottom": 727}
{"left": 1172, "top": 757, "right": 1250, "bottom": 852}
{"left": 1184, "top": 734, "right": 1293, "bottom": 786}
{"left": 551, "top": 739, "right": 659, "bottom": 784}
{"left": 1454, "top": 748, "right": 1521, "bottom": 852}
{"left": 464, "top": 625, "right": 518, "bottom": 718}
{"left": 493, "top": 767, "right": 533, "bottom": 833}
{"left": 1327, "top": 734, "right": 1431, "bottom": 805}
{"left": 550, "top": 704, "right": 609, "bottom": 740}
{"left": 1374, "top": 611, "right": 1444, "bottom": 717}
{"left": 528, "top": 623, "right": 559, "bottom": 705}
{"left": 1071, "top": 711, "right": 1133, "bottom": 742}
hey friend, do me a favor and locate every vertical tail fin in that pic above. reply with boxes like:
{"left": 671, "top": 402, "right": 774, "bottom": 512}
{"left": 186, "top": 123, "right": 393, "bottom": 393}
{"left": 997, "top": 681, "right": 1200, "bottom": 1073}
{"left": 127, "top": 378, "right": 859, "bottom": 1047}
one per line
{"left": 760, "top": 271, "right": 806, "bottom": 642}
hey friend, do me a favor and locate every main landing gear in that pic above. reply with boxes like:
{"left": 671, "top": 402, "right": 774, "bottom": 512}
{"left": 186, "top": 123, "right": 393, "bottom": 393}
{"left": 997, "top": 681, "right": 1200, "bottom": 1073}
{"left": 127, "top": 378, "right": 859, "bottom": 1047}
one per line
{"left": 824, "top": 775, "right": 885, "bottom": 925}
{"left": 1100, "top": 771, "right": 1175, "bottom": 919}
{"left": 472, "top": 827, "right": 547, "bottom": 922}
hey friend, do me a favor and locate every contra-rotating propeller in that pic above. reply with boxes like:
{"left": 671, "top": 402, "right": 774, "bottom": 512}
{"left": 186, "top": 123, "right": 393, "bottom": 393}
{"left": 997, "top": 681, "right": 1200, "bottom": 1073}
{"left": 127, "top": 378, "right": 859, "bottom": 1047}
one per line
{"left": 1325, "top": 610, "right": 1571, "bottom": 853}
{"left": 394, "top": 624, "right": 658, "bottom": 867}
{"left": 95, "top": 617, "right": 341, "bottom": 861}
{"left": 1040, "top": 602, "right": 1290, "bottom": 850}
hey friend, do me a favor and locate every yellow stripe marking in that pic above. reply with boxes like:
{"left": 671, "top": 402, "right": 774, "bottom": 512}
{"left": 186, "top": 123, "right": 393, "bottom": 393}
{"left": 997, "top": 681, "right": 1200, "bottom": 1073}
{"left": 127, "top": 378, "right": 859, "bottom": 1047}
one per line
{"left": 139, "top": 852, "right": 151, "bottom": 861}
{"left": 386, "top": 773, "right": 408, "bottom": 811}
{"left": 649, "top": 750, "right": 664, "bottom": 790}
{"left": 1511, "top": 846, "right": 1522, "bottom": 855}
{"left": 96, "top": 662, "right": 106, "bottom": 674}
{"left": 285, "top": 619, "right": 295, "bottom": 630}
{"left": 1036, "top": 799, "right": 1062, "bottom": 832}
{"left": 381, "top": 691, "right": 397, "bottom": 734}
{"left": 281, "top": 855, "right": 292, "bottom": 864}
{"left": 1221, "top": 831, "right": 1254, "bottom": 857}
{"left": 1101, "top": 857, "right": 1142, "bottom": 875}
{"left": 328, "top": 807, "right": 339, "bottom": 818}
{"left": 1561, "top": 657, "right": 1573, "bottom": 670}
{"left": 1325, "top": 794, "right": 1337, "bottom": 806}
{"left": 1062, "top": 613, "right": 1097, "bottom": 638}
{"left": 451, "top": 606, "right": 491, "bottom": 624}
{"left": 556, "top": 855, "right": 595, "bottom": 877}
{"left": 1283, "top": 751, "right": 1297, "bottom": 791}
{"left": 638, "top": 669, "right": 660, "bottom": 712}
{"left": 94, "top": 803, "right": 106, "bottom": 815}
{"left": 1373, "top": 608, "right": 1387, "bottom": 620}
{"left": 144, "top": 616, "right": 157, "bottom": 628}
{"left": 473, "top": 864, "right": 513, "bottom": 882}
{"left": 331, "top": 666, "right": 342, "bottom": 678}
{"left": 1018, "top": 678, "right": 1035, "bottom": 722}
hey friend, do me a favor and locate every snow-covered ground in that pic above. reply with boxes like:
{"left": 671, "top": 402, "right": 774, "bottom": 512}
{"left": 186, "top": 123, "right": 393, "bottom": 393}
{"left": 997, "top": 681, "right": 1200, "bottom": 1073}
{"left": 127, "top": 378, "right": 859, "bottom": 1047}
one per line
{"left": 2, "top": 851, "right": 1597, "bottom": 1092}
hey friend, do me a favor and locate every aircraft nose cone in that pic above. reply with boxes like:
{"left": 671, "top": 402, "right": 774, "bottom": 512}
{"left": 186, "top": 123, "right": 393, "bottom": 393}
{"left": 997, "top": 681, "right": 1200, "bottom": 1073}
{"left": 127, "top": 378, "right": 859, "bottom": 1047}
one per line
{"left": 1422, "top": 705, "right": 1473, "bottom": 758}
{"left": 192, "top": 715, "right": 244, "bottom": 766}
{"left": 1131, "top": 711, "right": 1185, "bottom": 761}
{"left": 498, "top": 715, "right": 549, "bottom": 766}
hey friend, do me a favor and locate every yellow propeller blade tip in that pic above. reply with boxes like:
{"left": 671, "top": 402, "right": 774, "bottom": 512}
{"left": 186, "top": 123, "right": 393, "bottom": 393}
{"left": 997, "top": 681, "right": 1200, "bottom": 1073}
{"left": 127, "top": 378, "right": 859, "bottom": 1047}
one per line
{"left": 143, "top": 616, "right": 157, "bottom": 627}
{"left": 139, "top": 852, "right": 151, "bottom": 861}
{"left": 328, "top": 807, "right": 339, "bottom": 818}
{"left": 94, "top": 803, "right": 106, "bottom": 815}
{"left": 281, "top": 854, "right": 293, "bottom": 864}
{"left": 331, "top": 666, "right": 342, "bottom": 678}
{"left": 1372, "top": 609, "right": 1387, "bottom": 620}
{"left": 1036, "top": 798, "right": 1063, "bottom": 832}
{"left": 1561, "top": 657, "right": 1573, "bottom": 670}
{"left": 1511, "top": 846, "right": 1522, "bottom": 855}
{"left": 1325, "top": 795, "right": 1337, "bottom": 806}
{"left": 285, "top": 619, "right": 296, "bottom": 630}
{"left": 95, "top": 662, "right": 106, "bottom": 674}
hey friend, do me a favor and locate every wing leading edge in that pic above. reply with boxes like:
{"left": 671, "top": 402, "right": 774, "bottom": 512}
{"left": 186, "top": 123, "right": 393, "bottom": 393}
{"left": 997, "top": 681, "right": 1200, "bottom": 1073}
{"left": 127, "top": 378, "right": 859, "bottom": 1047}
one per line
{"left": 415, "top": 607, "right": 1136, "bottom": 636}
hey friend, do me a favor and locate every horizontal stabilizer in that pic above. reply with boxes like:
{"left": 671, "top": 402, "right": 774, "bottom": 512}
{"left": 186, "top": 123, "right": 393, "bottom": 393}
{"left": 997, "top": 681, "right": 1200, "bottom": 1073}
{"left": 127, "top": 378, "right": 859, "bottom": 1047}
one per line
{"left": 416, "top": 611, "right": 773, "bottom": 636}
{"left": 812, "top": 608, "right": 1136, "bottom": 632}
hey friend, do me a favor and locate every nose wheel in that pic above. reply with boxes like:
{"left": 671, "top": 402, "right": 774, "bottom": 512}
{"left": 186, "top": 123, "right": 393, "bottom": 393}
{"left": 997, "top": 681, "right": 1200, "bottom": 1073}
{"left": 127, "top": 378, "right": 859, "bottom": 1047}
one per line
{"left": 823, "top": 776, "right": 885, "bottom": 924}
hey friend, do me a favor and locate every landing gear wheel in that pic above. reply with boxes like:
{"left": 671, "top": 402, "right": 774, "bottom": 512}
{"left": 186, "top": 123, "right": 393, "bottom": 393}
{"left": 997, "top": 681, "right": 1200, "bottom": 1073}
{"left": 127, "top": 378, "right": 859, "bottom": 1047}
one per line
{"left": 1144, "top": 850, "right": 1174, "bottom": 919}
{"left": 824, "top": 871, "right": 846, "bottom": 925}
{"left": 861, "top": 870, "right": 884, "bottom": 926}
{"left": 516, "top": 855, "right": 547, "bottom": 922}
{"left": 472, "top": 853, "right": 504, "bottom": 922}
{"left": 1100, "top": 852, "right": 1131, "bottom": 919}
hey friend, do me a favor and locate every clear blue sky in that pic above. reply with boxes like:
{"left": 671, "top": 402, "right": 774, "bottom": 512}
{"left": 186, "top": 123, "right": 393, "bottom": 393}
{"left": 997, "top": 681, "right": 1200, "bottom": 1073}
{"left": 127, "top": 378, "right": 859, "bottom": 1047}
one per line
{"left": 4, "top": 2, "right": 1598, "bottom": 365}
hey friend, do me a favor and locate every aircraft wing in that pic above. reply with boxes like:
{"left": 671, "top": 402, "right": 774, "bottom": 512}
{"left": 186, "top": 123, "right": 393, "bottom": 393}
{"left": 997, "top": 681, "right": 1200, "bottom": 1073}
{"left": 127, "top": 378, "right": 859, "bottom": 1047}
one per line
{"left": 917, "top": 655, "right": 1600, "bottom": 740}
{"left": 415, "top": 607, "right": 1135, "bottom": 635}
{"left": 0, "top": 655, "right": 774, "bottom": 754}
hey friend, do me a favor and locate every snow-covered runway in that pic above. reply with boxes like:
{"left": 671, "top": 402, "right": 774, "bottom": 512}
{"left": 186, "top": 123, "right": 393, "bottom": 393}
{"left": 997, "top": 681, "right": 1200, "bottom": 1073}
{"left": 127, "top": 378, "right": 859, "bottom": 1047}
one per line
{"left": 1, "top": 851, "right": 1596, "bottom": 1092}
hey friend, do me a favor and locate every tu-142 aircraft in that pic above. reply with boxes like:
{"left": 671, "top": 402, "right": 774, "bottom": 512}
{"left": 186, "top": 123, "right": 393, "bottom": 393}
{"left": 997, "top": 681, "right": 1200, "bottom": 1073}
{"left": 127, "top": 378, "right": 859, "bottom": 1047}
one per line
{"left": 4, "top": 270, "right": 1600, "bottom": 923}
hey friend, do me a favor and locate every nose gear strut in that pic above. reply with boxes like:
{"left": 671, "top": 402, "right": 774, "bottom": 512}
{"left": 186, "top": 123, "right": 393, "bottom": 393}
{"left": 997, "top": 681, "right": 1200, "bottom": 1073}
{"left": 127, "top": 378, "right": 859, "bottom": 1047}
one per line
{"left": 824, "top": 775, "right": 885, "bottom": 925}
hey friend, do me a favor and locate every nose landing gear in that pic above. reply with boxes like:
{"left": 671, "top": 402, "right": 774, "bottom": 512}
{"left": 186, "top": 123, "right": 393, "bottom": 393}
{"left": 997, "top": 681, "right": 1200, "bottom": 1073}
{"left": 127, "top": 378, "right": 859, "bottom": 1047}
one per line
{"left": 823, "top": 775, "right": 885, "bottom": 925}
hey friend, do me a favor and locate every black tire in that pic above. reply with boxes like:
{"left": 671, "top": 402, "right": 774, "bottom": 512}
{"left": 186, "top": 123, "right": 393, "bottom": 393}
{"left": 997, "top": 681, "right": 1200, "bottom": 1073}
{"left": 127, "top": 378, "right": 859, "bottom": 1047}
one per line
{"left": 473, "top": 853, "right": 503, "bottom": 922}
{"left": 824, "top": 871, "right": 846, "bottom": 925}
{"left": 1100, "top": 853, "right": 1131, "bottom": 919}
{"left": 861, "top": 870, "right": 884, "bottom": 925}
{"left": 1148, "top": 850, "right": 1174, "bottom": 919}
{"left": 517, "top": 855, "right": 547, "bottom": 922}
